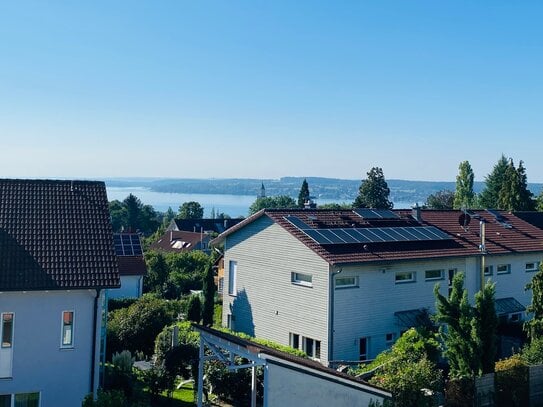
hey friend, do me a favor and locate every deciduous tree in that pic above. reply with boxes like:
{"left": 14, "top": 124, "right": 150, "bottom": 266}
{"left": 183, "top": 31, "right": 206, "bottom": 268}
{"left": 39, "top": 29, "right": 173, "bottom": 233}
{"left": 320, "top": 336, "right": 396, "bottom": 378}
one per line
{"left": 453, "top": 161, "right": 475, "bottom": 209}
{"left": 353, "top": 167, "right": 393, "bottom": 209}
{"left": 177, "top": 201, "right": 204, "bottom": 219}
{"left": 248, "top": 195, "right": 297, "bottom": 215}
{"left": 525, "top": 262, "right": 543, "bottom": 340}
{"left": 425, "top": 190, "right": 454, "bottom": 209}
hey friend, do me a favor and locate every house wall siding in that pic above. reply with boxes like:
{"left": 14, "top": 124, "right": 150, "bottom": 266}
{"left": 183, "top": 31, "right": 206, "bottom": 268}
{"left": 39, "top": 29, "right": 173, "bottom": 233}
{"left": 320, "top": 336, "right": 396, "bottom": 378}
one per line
{"left": 108, "top": 275, "right": 142, "bottom": 299}
{"left": 223, "top": 217, "right": 331, "bottom": 363}
{"left": 0, "top": 290, "right": 99, "bottom": 406}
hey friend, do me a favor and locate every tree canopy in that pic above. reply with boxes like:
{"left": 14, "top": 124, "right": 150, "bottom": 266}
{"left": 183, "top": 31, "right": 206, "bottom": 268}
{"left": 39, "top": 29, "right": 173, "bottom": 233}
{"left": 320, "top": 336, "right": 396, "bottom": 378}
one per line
{"left": 297, "top": 179, "right": 310, "bottom": 208}
{"left": 177, "top": 201, "right": 204, "bottom": 219}
{"left": 525, "top": 262, "right": 543, "bottom": 340}
{"left": 478, "top": 155, "right": 509, "bottom": 209}
{"left": 108, "top": 194, "right": 160, "bottom": 235}
{"left": 425, "top": 190, "right": 454, "bottom": 209}
{"left": 453, "top": 161, "right": 475, "bottom": 209}
{"left": 353, "top": 167, "right": 393, "bottom": 209}
{"left": 248, "top": 195, "right": 297, "bottom": 215}
{"left": 497, "top": 159, "right": 535, "bottom": 211}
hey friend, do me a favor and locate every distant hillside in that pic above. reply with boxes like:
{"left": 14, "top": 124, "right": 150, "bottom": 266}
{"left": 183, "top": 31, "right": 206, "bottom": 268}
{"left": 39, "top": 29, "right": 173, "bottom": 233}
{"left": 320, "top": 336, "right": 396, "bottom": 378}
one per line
{"left": 104, "top": 177, "right": 543, "bottom": 205}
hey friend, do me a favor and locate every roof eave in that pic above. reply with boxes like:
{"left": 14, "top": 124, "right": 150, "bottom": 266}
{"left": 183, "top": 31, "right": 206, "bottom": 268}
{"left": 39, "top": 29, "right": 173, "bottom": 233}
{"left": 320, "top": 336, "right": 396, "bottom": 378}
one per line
{"left": 210, "top": 209, "right": 267, "bottom": 246}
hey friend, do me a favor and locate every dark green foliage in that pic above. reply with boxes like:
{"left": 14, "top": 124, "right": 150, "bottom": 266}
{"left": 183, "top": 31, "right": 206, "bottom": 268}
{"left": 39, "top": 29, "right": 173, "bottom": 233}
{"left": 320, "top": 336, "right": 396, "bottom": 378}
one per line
{"left": 525, "top": 262, "right": 543, "bottom": 340}
{"left": 107, "top": 295, "right": 181, "bottom": 358}
{"left": 297, "top": 179, "right": 310, "bottom": 208}
{"left": 425, "top": 190, "right": 454, "bottom": 209}
{"left": 453, "top": 161, "right": 475, "bottom": 209}
{"left": 143, "top": 250, "right": 211, "bottom": 298}
{"left": 202, "top": 262, "right": 215, "bottom": 326}
{"left": 205, "top": 359, "right": 263, "bottom": 405}
{"left": 141, "top": 364, "right": 174, "bottom": 401}
{"left": 162, "top": 206, "right": 176, "bottom": 227}
{"left": 248, "top": 195, "right": 297, "bottom": 214}
{"left": 495, "top": 355, "right": 529, "bottom": 407}
{"left": 108, "top": 194, "right": 160, "bottom": 235}
{"left": 434, "top": 274, "right": 498, "bottom": 378}
{"left": 82, "top": 390, "right": 130, "bottom": 407}
{"left": 537, "top": 191, "right": 543, "bottom": 211}
{"left": 318, "top": 202, "right": 352, "bottom": 210}
{"left": 498, "top": 159, "right": 535, "bottom": 211}
{"left": 177, "top": 201, "right": 204, "bottom": 219}
{"left": 187, "top": 295, "right": 202, "bottom": 323}
{"left": 521, "top": 337, "right": 543, "bottom": 364}
{"left": 353, "top": 167, "right": 393, "bottom": 209}
{"left": 107, "top": 297, "right": 137, "bottom": 312}
{"left": 479, "top": 155, "right": 509, "bottom": 209}
{"left": 154, "top": 321, "right": 199, "bottom": 366}
{"left": 444, "top": 377, "right": 475, "bottom": 407}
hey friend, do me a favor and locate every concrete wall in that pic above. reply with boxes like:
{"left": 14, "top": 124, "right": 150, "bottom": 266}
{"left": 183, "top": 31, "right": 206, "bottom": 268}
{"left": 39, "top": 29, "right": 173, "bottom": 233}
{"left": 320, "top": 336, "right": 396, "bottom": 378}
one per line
{"left": 265, "top": 361, "right": 388, "bottom": 407}
{"left": 0, "top": 290, "right": 101, "bottom": 406}
{"left": 108, "top": 275, "right": 142, "bottom": 299}
{"left": 223, "top": 216, "right": 331, "bottom": 363}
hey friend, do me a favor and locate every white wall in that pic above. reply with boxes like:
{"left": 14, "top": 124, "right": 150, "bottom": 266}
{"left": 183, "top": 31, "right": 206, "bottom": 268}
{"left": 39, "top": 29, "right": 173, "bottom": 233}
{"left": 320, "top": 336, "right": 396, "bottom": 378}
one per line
{"left": 0, "top": 290, "right": 100, "bottom": 406}
{"left": 265, "top": 361, "right": 388, "bottom": 407}
{"left": 108, "top": 275, "right": 142, "bottom": 299}
{"left": 223, "top": 217, "right": 332, "bottom": 363}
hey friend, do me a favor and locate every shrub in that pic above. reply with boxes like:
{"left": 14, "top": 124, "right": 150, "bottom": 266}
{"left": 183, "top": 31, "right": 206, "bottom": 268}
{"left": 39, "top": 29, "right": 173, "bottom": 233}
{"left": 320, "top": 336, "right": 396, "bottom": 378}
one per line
{"left": 82, "top": 389, "right": 128, "bottom": 407}
{"left": 187, "top": 295, "right": 202, "bottom": 323}
{"left": 444, "top": 377, "right": 474, "bottom": 407}
{"left": 112, "top": 350, "right": 134, "bottom": 374}
{"left": 521, "top": 336, "right": 543, "bottom": 365}
{"left": 495, "top": 354, "right": 529, "bottom": 407}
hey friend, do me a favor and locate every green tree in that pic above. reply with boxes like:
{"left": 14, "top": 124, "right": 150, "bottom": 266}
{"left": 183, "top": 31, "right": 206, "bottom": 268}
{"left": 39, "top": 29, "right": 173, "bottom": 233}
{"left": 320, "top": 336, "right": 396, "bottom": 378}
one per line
{"left": 453, "top": 161, "right": 475, "bottom": 209}
{"left": 109, "top": 200, "right": 127, "bottom": 232}
{"left": 108, "top": 195, "right": 160, "bottom": 235}
{"left": 297, "top": 179, "right": 310, "bottom": 208}
{"left": 177, "top": 201, "right": 204, "bottom": 219}
{"left": 202, "top": 262, "right": 216, "bottom": 326}
{"left": 425, "top": 190, "right": 455, "bottom": 209}
{"left": 498, "top": 159, "right": 535, "bottom": 211}
{"left": 472, "top": 281, "right": 498, "bottom": 374}
{"left": 479, "top": 155, "right": 509, "bottom": 209}
{"left": 124, "top": 194, "right": 143, "bottom": 231}
{"left": 143, "top": 251, "right": 169, "bottom": 294}
{"left": 318, "top": 202, "right": 352, "bottom": 210}
{"left": 187, "top": 295, "right": 202, "bottom": 323}
{"left": 525, "top": 262, "right": 543, "bottom": 340}
{"left": 353, "top": 167, "right": 393, "bottom": 209}
{"left": 536, "top": 190, "right": 543, "bottom": 212}
{"left": 248, "top": 195, "right": 297, "bottom": 215}
{"left": 162, "top": 207, "right": 176, "bottom": 227}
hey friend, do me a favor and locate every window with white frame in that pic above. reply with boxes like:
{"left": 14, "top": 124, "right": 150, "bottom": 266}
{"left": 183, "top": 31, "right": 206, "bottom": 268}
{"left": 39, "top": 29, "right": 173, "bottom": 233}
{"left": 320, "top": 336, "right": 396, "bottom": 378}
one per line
{"left": 303, "top": 336, "right": 321, "bottom": 360}
{"left": 61, "top": 311, "right": 74, "bottom": 348}
{"left": 424, "top": 269, "right": 444, "bottom": 281}
{"left": 497, "top": 264, "right": 511, "bottom": 274}
{"left": 525, "top": 262, "right": 540, "bottom": 272}
{"left": 1, "top": 313, "right": 14, "bottom": 348}
{"left": 395, "top": 271, "right": 415, "bottom": 283}
{"left": 484, "top": 265, "right": 493, "bottom": 276}
{"left": 291, "top": 272, "right": 313, "bottom": 287}
{"left": 228, "top": 261, "right": 237, "bottom": 295}
{"left": 335, "top": 276, "right": 358, "bottom": 288}
{"left": 0, "top": 393, "right": 40, "bottom": 407}
{"left": 289, "top": 333, "right": 300, "bottom": 349}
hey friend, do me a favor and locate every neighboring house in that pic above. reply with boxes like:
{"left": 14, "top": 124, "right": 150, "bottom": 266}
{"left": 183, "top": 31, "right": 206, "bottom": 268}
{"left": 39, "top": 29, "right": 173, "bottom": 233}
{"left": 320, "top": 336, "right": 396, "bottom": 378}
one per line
{"left": 167, "top": 218, "right": 244, "bottom": 235}
{"left": 0, "top": 179, "right": 120, "bottom": 406}
{"left": 194, "top": 325, "right": 391, "bottom": 407}
{"left": 108, "top": 233, "right": 147, "bottom": 299}
{"left": 150, "top": 230, "right": 212, "bottom": 254}
{"left": 212, "top": 208, "right": 543, "bottom": 366}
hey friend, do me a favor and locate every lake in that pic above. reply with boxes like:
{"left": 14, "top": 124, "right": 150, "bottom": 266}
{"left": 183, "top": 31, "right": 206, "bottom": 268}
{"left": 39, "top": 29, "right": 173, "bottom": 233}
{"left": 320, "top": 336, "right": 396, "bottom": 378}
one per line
{"left": 106, "top": 186, "right": 415, "bottom": 218}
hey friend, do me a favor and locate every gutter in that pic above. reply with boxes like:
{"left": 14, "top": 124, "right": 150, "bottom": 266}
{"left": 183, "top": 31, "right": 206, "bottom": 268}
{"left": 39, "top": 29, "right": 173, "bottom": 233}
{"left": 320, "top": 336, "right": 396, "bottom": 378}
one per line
{"left": 90, "top": 288, "right": 101, "bottom": 396}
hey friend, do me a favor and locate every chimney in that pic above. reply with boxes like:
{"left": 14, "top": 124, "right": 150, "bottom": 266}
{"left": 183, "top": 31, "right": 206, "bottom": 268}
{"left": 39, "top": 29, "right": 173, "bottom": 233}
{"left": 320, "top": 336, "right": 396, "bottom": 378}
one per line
{"left": 412, "top": 203, "right": 421, "bottom": 222}
{"left": 170, "top": 230, "right": 173, "bottom": 242}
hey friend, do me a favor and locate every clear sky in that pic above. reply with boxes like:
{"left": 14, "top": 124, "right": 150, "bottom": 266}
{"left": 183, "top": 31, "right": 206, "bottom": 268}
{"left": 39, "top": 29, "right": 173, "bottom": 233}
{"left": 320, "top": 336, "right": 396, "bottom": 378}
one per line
{"left": 1, "top": 1, "right": 542, "bottom": 182}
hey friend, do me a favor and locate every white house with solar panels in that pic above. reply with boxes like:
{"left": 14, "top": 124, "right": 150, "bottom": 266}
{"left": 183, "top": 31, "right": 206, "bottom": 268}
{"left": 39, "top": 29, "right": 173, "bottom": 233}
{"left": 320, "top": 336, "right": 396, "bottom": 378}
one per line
{"left": 108, "top": 233, "right": 147, "bottom": 299}
{"left": 211, "top": 207, "right": 543, "bottom": 365}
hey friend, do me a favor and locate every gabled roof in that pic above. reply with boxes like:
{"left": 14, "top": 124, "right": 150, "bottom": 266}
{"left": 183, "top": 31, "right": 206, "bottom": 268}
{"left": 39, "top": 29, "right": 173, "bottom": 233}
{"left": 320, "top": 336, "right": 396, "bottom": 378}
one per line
{"left": 117, "top": 256, "right": 147, "bottom": 276}
{"left": 169, "top": 218, "right": 243, "bottom": 234}
{"left": 212, "top": 209, "right": 543, "bottom": 266}
{"left": 149, "top": 230, "right": 210, "bottom": 253}
{"left": 0, "top": 179, "right": 120, "bottom": 291}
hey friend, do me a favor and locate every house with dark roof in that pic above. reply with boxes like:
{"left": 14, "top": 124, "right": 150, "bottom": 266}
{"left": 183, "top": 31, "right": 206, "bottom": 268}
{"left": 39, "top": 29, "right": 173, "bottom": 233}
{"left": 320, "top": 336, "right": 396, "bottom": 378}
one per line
{"left": 212, "top": 207, "right": 543, "bottom": 366}
{"left": 0, "top": 179, "right": 120, "bottom": 406}
{"left": 108, "top": 233, "right": 147, "bottom": 299}
{"left": 167, "top": 218, "right": 244, "bottom": 235}
{"left": 150, "top": 230, "right": 211, "bottom": 254}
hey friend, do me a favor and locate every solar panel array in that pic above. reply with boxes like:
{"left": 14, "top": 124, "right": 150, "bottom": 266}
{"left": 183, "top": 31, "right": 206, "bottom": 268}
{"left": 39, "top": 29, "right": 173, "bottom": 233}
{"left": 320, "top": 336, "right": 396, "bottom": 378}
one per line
{"left": 113, "top": 234, "right": 143, "bottom": 256}
{"left": 284, "top": 216, "right": 452, "bottom": 245}
{"left": 353, "top": 208, "right": 399, "bottom": 219}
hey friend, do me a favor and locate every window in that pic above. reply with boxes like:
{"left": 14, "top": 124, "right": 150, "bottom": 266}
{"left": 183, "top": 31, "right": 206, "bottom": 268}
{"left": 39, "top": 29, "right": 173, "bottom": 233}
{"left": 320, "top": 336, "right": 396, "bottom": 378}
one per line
{"left": 385, "top": 333, "right": 395, "bottom": 347}
{"left": 484, "top": 265, "right": 493, "bottom": 276}
{"left": 525, "top": 262, "right": 540, "bottom": 273}
{"left": 218, "top": 277, "right": 224, "bottom": 294}
{"left": 395, "top": 271, "right": 415, "bottom": 283}
{"left": 424, "top": 269, "right": 444, "bottom": 281}
{"left": 289, "top": 333, "right": 300, "bottom": 349}
{"left": 14, "top": 393, "right": 40, "bottom": 407}
{"left": 359, "top": 337, "right": 369, "bottom": 361}
{"left": 226, "top": 314, "right": 233, "bottom": 329}
{"left": 1, "top": 313, "right": 13, "bottom": 348}
{"left": 228, "top": 261, "right": 237, "bottom": 295}
{"left": 497, "top": 264, "right": 511, "bottom": 274}
{"left": 0, "top": 395, "right": 10, "bottom": 407}
{"left": 335, "top": 276, "right": 358, "bottom": 288}
{"left": 303, "top": 337, "right": 321, "bottom": 360}
{"left": 510, "top": 313, "right": 522, "bottom": 322}
{"left": 61, "top": 311, "right": 74, "bottom": 347}
{"left": 291, "top": 272, "right": 313, "bottom": 287}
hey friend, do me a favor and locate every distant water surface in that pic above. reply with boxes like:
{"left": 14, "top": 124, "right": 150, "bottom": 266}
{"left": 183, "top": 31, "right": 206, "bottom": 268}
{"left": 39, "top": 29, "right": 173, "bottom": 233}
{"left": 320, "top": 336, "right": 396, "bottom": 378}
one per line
{"left": 106, "top": 186, "right": 414, "bottom": 218}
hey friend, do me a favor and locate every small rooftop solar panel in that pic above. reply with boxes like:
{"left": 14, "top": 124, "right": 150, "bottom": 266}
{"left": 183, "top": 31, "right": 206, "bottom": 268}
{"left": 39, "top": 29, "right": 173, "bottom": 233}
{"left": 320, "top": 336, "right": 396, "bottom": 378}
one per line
{"left": 353, "top": 208, "right": 399, "bottom": 219}
{"left": 284, "top": 215, "right": 312, "bottom": 231}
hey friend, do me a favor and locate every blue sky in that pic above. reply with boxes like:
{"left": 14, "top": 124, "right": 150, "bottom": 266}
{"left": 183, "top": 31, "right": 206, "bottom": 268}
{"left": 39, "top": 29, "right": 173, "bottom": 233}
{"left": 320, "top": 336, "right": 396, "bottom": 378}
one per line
{"left": 1, "top": 1, "right": 542, "bottom": 182}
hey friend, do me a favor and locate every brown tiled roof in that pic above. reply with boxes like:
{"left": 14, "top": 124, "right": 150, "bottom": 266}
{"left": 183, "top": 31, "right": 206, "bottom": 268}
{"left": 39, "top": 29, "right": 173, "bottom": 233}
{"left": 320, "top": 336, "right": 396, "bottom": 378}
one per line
{"left": 150, "top": 230, "right": 210, "bottom": 253}
{"left": 117, "top": 256, "right": 147, "bottom": 276}
{"left": 514, "top": 211, "right": 543, "bottom": 230}
{"left": 170, "top": 218, "right": 244, "bottom": 234}
{"left": 0, "top": 179, "right": 120, "bottom": 290}
{"left": 212, "top": 209, "right": 543, "bottom": 265}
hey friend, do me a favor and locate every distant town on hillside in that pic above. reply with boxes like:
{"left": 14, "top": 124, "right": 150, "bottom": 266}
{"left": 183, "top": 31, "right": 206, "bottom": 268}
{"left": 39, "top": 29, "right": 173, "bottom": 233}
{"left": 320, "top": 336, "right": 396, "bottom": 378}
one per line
{"left": 104, "top": 177, "right": 543, "bottom": 205}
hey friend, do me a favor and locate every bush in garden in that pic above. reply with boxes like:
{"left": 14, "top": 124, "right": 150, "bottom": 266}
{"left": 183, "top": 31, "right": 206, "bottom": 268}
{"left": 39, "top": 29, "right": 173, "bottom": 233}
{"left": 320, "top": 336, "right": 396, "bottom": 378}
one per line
{"left": 521, "top": 336, "right": 543, "bottom": 365}
{"left": 494, "top": 355, "right": 529, "bottom": 407}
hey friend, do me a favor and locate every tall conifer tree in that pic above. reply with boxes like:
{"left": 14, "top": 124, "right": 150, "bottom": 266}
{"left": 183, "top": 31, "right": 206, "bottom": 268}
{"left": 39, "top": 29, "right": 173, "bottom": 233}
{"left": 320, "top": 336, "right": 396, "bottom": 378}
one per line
{"left": 297, "top": 179, "right": 310, "bottom": 208}
{"left": 479, "top": 155, "right": 509, "bottom": 209}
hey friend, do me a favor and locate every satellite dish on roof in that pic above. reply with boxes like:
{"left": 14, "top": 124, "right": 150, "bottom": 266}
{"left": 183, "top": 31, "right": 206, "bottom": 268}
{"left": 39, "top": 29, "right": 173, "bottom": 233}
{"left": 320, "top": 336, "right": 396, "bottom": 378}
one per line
{"left": 459, "top": 213, "right": 471, "bottom": 229}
